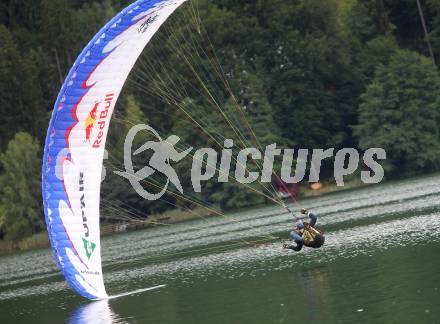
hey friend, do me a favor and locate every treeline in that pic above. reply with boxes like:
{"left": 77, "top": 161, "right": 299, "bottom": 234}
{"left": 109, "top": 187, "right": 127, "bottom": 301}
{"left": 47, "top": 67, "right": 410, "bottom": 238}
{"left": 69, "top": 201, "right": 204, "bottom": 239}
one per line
{"left": 2, "top": 0, "right": 440, "bottom": 242}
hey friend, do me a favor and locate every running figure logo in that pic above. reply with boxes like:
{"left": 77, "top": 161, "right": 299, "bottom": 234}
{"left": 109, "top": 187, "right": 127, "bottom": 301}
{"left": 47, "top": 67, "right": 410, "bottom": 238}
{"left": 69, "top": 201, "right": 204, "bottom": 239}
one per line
{"left": 115, "top": 124, "right": 193, "bottom": 200}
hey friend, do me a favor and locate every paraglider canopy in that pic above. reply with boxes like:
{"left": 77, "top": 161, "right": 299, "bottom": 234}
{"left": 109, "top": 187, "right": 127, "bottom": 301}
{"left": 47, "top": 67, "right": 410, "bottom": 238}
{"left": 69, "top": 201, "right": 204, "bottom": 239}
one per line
{"left": 42, "top": 0, "right": 187, "bottom": 300}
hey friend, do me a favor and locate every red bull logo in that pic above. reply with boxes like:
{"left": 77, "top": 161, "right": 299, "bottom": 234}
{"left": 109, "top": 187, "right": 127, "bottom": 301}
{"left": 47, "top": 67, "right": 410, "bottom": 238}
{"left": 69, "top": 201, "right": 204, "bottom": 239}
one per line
{"left": 83, "top": 93, "right": 114, "bottom": 147}
{"left": 84, "top": 103, "right": 99, "bottom": 143}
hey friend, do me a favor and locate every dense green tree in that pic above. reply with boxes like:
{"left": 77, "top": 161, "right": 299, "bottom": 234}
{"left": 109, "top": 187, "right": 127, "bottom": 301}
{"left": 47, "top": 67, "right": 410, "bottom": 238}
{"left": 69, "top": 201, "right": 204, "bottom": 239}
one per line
{"left": 39, "top": 0, "right": 76, "bottom": 84}
{"left": 71, "top": 1, "right": 116, "bottom": 50}
{"left": 0, "top": 0, "right": 41, "bottom": 31}
{"left": 346, "top": 0, "right": 392, "bottom": 42}
{"left": 36, "top": 0, "right": 117, "bottom": 106}
{"left": 427, "top": 0, "right": 440, "bottom": 61}
{"left": 0, "top": 133, "right": 43, "bottom": 241}
{"left": 352, "top": 36, "right": 399, "bottom": 85}
{"left": 0, "top": 0, "right": 42, "bottom": 49}
{"left": 0, "top": 25, "right": 46, "bottom": 150}
{"left": 353, "top": 50, "right": 440, "bottom": 176}
{"left": 265, "top": 0, "right": 355, "bottom": 149}
{"left": 385, "top": 0, "right": 435, "bottom": 55}
{"left": 230, "top": 71, "right": 282, "bottom": 147}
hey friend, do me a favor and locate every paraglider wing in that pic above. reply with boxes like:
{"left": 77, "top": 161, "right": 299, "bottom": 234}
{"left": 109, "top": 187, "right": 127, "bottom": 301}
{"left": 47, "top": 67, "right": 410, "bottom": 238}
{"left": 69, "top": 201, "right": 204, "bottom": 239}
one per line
{"left": 42, "top": 0, "right": 187, "bottom": 300}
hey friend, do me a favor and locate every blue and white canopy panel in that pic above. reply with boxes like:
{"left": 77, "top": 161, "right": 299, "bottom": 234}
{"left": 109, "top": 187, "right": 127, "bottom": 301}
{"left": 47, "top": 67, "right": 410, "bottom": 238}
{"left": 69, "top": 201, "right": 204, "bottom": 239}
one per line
{"left": 42, "top": 0, "right": 187, "bottom": 300}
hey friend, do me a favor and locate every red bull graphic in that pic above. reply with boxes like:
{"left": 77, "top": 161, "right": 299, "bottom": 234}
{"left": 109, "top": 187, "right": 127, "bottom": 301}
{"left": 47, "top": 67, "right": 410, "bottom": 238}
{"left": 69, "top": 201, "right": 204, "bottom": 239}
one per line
{"left": 83, "top": 93, "right": 114, "bottom": 146}
{"left": 92, "top": 93, "right": 114, "bottom": 149}
{"left": 85, "top": 103, "right": 99, "bottom": 143}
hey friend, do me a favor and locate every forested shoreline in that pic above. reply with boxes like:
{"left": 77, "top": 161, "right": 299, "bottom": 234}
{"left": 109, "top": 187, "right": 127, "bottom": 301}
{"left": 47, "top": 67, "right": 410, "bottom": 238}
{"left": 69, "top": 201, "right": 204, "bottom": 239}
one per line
{"left": 2, "top": 0, "right": 440, "bottom": 244}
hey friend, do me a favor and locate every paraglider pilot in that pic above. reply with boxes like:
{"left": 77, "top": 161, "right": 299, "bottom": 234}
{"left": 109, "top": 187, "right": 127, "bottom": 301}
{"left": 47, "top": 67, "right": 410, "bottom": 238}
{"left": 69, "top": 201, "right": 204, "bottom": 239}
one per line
{"left": 283, "top": 208, "right": 325, "bottom": 251}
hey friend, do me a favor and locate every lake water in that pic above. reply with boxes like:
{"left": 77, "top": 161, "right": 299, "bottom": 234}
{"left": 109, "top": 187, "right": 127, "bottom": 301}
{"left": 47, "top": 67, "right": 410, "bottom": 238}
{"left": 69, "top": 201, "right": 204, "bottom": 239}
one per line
{"left": 1, "top": 175, "right": 440, "bottom": 323}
